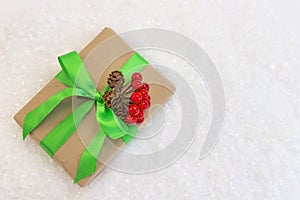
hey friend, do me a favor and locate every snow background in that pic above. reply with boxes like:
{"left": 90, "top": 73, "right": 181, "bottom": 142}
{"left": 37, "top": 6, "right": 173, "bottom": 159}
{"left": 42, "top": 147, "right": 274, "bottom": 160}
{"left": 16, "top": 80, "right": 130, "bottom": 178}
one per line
{"left": 0, "top": 0, "right": 299, "bottom": 199}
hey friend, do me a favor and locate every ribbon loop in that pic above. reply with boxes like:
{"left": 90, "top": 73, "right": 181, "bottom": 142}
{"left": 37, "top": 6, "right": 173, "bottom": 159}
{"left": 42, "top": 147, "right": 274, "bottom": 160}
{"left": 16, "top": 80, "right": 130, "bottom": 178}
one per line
{"left": 57, "top": 51, "right": 96, "bottom": 96}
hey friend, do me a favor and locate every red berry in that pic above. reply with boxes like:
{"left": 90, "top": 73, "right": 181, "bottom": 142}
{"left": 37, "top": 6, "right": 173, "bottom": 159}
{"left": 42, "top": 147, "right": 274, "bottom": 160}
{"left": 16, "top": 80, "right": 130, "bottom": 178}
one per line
{"left": 136, "top": 111, "right": 144, "bottom": 119}
{"left": 131, "top": 92, "right": 142, "bottom": 103}
{"left": 128, "top": 104, "right": 140, "bottom": 116}
{"left": 145, "top": 95, "right": 151, "bottom": 101}
{"left": 139, "top": 89, "right": 149, "bottom": 99}
{"left": 137, "top": 116, "right": 144, "bottom": 123}
{"left": 141, "top": 83, "right": 150, "bottom": 91}
{"left": 131, "top": 72, "right": 143, "bottom": 81}
{"left": 139, "top": 100, "right": 150, "bottom": 111}
{"left": 126, "top": 115, "right": 137, "bottom": 124}
{"left": 132, "top": 80, "right": 142, "bottom": 90}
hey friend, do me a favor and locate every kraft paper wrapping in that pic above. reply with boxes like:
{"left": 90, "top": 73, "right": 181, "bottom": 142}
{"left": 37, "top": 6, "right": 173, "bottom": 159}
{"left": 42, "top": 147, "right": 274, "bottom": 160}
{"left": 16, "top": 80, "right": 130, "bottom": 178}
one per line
{"left": 14, "top": 27, "right": 175, "bottom": 187}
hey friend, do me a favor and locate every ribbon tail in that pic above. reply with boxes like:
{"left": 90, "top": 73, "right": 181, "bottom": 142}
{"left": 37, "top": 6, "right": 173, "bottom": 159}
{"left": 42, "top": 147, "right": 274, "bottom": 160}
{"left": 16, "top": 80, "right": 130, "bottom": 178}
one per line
{"left": 74, "top": 128, "right": 106, "bottom": 183}
{"left": 74, "top": 102, "right": 137, "bottom": 184}
{"left": 40, "top": 100, "right": 94, "bottom": 157}
{"left": 23, "top": 88, "right": 91, "bottom": 140}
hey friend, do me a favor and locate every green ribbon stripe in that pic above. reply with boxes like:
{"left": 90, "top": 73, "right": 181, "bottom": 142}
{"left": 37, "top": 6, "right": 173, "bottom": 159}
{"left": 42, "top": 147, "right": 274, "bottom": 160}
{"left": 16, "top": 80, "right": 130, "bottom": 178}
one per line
{"left": 23, "top": 51, "right": 148, "bottom": 183}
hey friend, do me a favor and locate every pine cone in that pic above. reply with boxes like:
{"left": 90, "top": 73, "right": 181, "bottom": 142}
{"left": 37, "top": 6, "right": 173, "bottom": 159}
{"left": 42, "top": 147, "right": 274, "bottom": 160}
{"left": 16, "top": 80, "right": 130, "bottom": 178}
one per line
{"left": 104, "top": 70, "right": 133, "bottom": 123}
{"left": 111, "top": 93, "right": 128, "bottom": 122}
{"left": 114, "top": 106, "right": 128, "bottom": 122}
{"left": 107, "top": 70, "right": 124, "bottom": 88}
{"left": 102, "top": 90, "right": 113, "bottom": 108}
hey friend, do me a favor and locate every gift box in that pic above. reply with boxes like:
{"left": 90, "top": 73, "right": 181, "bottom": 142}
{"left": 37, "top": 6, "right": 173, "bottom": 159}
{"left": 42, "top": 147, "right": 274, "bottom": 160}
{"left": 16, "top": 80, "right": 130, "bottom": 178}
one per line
{"left": 14, "top": 27, "right": 175, "bottom": 187}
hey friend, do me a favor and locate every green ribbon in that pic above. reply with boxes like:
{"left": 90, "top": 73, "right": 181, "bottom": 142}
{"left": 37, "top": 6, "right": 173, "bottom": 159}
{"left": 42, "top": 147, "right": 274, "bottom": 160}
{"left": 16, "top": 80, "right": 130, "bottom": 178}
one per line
{"left": 23, "top": 51, "right": 148, "bottom": 183}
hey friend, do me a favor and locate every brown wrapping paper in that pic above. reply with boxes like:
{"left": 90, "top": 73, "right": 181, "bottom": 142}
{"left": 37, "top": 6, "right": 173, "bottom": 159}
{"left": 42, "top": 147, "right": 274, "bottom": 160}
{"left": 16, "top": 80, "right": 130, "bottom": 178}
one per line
{"left": 14, "top": 27, "right": 175, "bottom": 187}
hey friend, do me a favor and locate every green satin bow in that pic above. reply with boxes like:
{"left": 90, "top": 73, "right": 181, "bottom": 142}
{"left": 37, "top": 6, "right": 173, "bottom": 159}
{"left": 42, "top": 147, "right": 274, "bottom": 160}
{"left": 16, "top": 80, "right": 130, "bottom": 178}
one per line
{"left": 22, "top": 51, "right": 148, "bottom": 183}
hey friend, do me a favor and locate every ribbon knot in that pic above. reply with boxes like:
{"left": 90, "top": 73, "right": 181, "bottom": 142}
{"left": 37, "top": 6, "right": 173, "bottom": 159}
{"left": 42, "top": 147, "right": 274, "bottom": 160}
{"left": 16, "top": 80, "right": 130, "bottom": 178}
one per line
{"left": 93, "top": 91, "right": 103, "bottom": 102}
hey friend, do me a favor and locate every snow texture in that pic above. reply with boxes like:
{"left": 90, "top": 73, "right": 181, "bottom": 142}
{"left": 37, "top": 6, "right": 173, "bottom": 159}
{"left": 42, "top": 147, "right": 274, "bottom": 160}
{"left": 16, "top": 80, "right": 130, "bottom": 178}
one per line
{"left": 0, "top": 0, "right": 299, "bottom": 199}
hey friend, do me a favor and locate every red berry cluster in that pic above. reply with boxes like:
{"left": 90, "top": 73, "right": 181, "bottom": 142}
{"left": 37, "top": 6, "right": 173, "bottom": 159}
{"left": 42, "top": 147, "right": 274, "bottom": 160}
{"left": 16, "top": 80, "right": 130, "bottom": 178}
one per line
{"left": 126, "top": 72, "right": 151, "bottom": 124}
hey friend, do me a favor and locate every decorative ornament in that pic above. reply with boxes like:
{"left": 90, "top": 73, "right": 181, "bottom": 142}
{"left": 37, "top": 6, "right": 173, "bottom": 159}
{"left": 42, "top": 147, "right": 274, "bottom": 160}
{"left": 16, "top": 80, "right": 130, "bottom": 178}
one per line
{"left": 102, "top": 71, "right": 151, "bottom": 124}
